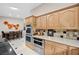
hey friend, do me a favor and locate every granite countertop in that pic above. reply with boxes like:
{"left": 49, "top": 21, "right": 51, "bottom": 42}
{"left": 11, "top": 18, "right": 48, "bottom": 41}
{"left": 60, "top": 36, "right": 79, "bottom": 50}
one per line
{"left": 33, "top": 35, "right": 79, "bottom": 48}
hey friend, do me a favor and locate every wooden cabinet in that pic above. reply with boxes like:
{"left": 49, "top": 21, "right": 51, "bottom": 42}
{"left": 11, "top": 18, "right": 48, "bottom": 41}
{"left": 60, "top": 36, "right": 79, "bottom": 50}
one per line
{"left": 47, "top": 13, "right": 60, "bottom": 29}
{"left": 59, "top": 7, "right": 79, "bottom": 29}
{"left": 40, "top": 15, "right": 47, "bottom": 29}
{"left": 47, "top": 6, "right": 79, "bottom": 30}
{"left": 45, "top": 40, "right": 55, "bottom": 55}
{"left": 35, "top": 6, "right": 79, "bottom": 30}
{"left": 36, "top": 17, "right": 41, "bottom": 29}
{"left": 36, "top": 15, "right": 47, "bottom": 29}
{"left": 54, "top": 47, "right": 67, "bottom": 55}
{"left": 45, "top": 40, "right": 79, "bottom": 55}
{"left": 54, "top": 46, "right": 67, "bottom": 55}
{"left": 68, "top": 46, "right": 79, "bottom": 55}
{"left": 25, "top": 16, "right": 36, "bottom": 27}
{"left": 25, "top": 17, "right": 32, "bottom": 25}
{"left": 25, "top": 16, "right": 36, "bottom": 31}
{"left": 45, "top": 40, "right": 67, "bottom": 55}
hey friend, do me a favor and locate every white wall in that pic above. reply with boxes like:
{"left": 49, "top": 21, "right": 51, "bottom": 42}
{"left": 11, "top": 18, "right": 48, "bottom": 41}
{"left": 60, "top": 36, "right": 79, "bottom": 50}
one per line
{"left": 31, "top": 3, "right": 76, "bottom": 16}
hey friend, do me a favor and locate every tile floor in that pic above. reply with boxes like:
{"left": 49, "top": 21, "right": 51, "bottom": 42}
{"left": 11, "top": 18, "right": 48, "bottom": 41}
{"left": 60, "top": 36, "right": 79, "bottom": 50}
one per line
{"left": 8, "top": 38, "right": 39, "bottom": 55}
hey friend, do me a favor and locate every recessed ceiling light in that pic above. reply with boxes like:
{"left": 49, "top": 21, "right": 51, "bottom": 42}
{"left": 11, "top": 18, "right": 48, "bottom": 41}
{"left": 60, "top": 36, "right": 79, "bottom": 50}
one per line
{"left": 10, "top": 7, "right": 18, "bottom": 10}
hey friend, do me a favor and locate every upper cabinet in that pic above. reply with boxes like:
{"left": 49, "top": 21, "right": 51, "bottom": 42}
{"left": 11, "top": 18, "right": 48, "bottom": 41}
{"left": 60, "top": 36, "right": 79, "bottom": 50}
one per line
{"left": 25, "top": 16, "right": 36, "bottom": 29}
{"left": 25, "top": 5, "right": 79, "bottom": 30}
{"left": 40, "top": 15, "right": 47, "bottom": 29}
{"left": 47, "top": 13, "right": 60, "bottom": 29}
{"left": 59, "top": 6, "right": 79, "bottom": 29}
{"left": 36, "top": 15, "right": 47, "bottom": 29}
{"left": 36, "top": 16, "right": 41, "bottom": 29}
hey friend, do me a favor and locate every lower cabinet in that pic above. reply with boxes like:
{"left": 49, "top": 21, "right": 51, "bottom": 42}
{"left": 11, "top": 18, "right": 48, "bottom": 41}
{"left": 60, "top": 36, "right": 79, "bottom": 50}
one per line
{"left": 44, "top": 40, "right": 67, "bottom": 55}
{"left": 54, "top": 46, "right": 67, "bottom": 55}
{"left": 45, "top": 42, "right": 55, "bottom": 55}
{"left": 44, "top": 40, "right": 79, "bottom": 55}
{"left": 68, "top": 46, "right": 79, "bottom": 55}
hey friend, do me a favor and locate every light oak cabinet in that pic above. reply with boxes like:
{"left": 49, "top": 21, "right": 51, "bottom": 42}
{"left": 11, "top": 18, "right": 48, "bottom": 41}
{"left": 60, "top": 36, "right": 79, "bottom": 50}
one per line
{"left": 35, "top": 6, "right": 79, "bottom": 30}
{"left": 47, "top": 13, "right": 60, "bottom": 29}
{"left": 36, "top": 17, "right": 41, "bottom": 29}
{"left": 45, "top": 40, "right": 79, "bottom": 55}
{"left": 54, "top": 46, "right": 67, "bottom": 55}
{"left": 59, "top": 7, "right": 79, "bottom": 29}
{"left": 25, "top": 16, "right": 36, "bottom": 31}
{"left": 25, "top": 17, "right": 33, "bottom": 25}
{"left": 45, "top": 40, "right": 55, "bottom": 55}
{"left": 45, "top": 40, "right": 67, "bottom": 55}
{"left": 36, "top": 15, "right": 47, "bottom": 29}
{"left": 40, "top": 15, "right": 47, "bottom": 29}
{"left": 68, "top": 46, "right": 79, "bottom": 55}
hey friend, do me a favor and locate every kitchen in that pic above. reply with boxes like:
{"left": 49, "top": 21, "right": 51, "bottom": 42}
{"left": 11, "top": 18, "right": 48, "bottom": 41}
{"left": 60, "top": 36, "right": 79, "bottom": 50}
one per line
{"left": 0, "top": 3, "right": 79, "bottom": 55}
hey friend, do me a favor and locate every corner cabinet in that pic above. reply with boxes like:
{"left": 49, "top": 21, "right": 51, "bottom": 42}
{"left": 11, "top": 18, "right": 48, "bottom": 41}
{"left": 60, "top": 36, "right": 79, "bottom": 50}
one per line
{"left": 59, "top": 6, "right": 79, "bottom": 29}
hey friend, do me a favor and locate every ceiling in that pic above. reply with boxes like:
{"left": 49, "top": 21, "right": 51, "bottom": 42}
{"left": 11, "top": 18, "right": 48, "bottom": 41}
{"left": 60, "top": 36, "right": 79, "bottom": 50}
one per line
{"left": 0, "top": 3, "right": 41, "bottom": 19}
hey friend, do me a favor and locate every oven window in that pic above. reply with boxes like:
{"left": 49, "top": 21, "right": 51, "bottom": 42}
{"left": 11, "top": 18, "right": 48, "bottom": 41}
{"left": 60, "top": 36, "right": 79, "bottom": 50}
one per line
{"left": 34, "top": 40, "right": 42, "bottom": 46}
{"left": 26, "top": 36, "right": 31, "bottom": 42}
{"left": 26, "top": 28, "right": 31, "bottom": 33}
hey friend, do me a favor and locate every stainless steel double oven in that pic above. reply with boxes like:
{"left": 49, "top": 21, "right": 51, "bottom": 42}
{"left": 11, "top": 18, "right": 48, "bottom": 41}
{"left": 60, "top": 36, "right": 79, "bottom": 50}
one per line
{"left": 26, "top": 25, "right": 33, "bottom": 44}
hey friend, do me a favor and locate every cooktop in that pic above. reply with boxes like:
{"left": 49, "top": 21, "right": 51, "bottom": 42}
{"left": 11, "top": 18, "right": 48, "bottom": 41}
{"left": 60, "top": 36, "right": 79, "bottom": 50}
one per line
{"left": 0, "top": 42, "right": 16, "bottom": 55}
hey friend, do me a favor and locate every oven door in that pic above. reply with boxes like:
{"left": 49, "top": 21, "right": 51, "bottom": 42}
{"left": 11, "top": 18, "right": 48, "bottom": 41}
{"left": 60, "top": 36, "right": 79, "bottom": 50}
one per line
{"left": 34, "top": 40, "right": 42, "bottom": 48}
{"left": 26, "top": 27, "right": 31, "bottom": 34}
{"left": 26, "top": 35, "right": 32, "bottom": 42}
{"left": 33, "top": 37, "right": 44, "bottom": 48}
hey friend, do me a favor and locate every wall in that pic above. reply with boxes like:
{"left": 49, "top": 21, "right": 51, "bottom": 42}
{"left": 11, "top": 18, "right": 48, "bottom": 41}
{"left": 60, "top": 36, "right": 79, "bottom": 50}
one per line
{"left": 31, "top": 3, "right": 76, "bottom": 16}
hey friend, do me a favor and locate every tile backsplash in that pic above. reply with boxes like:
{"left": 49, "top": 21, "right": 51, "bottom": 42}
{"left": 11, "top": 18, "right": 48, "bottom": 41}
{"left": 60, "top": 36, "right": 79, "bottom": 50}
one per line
{"left": 54, "top": 30, "right": 79, "bottom": 40}
{"left": 34, "top": 29, "right": 79, "bottom": 40}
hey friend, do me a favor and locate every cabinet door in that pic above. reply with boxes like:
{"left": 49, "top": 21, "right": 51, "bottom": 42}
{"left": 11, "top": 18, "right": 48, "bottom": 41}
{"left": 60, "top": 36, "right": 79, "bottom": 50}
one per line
{"left": 45, "top": 40, "right": 55, "bottom": 55}
{"left": 68, "top": 46, "right": 79, "bottom": 55}
{"left": 59, "top": 7, "right": 79, "bottom": 29}
{"left": 47, "top": 13, "right": 59, "bottom": 29}
{"left": 45, "top": 43, "right": 53, "bottom": 55}
{"left": 40, "top": 15, "right": 47, "bottom": 29}
{"left": 54, "top": 46, "right": 67, "bottom": 55}
{"left": 25, "top": 17, "right": 33, "bottom": 25}
{"left": 25, "top": 18, "right": 29, "bottom": 25}
{"left": 36, "top": 17, "right": 41, "bottom": 29}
